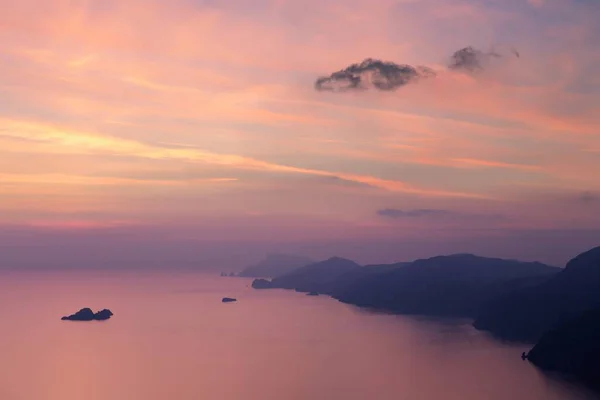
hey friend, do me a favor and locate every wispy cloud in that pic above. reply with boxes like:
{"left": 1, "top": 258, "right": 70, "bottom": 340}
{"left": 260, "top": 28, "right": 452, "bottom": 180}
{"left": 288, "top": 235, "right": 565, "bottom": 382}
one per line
{"left": 0, "top": 118, "right": 485, "bottom": 198}
{"left": 121, "top": 76, "right": 202, "bottom": 93}
{"left": 528, "top": 0, "right": 546, "bottom": 8}
{"left": 377, "top": 208, "right": 506, "bottom": 222}
{"left": 0, "top": 173, "right": 238, "bottom": 187}
{"left": 450, "top": 158, "right": 541, "bottom": 171}
{"left": 377, "top": 209, "right": 453, "bottom": 218}
{"left": 578, "top": 191, "right": 598, "bottom": 204}
{"left": 0, "top": 0, "right": 599, "bottom": 237}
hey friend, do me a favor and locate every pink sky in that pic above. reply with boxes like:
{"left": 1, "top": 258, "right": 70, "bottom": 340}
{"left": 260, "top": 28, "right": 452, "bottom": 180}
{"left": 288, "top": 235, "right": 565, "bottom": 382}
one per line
{"left": 1, "top": 0, "right": 599, "bottom": 267}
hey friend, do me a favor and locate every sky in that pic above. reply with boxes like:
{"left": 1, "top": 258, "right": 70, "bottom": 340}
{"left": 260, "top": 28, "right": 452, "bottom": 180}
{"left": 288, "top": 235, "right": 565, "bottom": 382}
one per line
{"left": 1, "top": 0, "right": 599, "bottom": 268}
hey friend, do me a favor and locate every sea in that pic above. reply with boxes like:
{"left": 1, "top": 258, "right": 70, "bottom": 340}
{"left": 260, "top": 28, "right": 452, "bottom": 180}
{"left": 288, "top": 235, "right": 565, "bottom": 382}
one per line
{"left": 0, "top": 270, "right": 596, "bottom": 400}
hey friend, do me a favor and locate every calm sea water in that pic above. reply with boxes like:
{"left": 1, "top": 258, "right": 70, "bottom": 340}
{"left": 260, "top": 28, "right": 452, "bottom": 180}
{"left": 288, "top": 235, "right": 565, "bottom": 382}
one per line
{"left": 0, "top": 270, "right": 596, "bottom": 400}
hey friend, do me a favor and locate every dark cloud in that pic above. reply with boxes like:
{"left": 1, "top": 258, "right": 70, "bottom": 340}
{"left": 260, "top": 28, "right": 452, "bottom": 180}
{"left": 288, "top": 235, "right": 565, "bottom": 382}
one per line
{"left": 447, "top": 47, "right": 497, "bottom": 72}
{"left": 315, "top": 46, "right": 519, "bottom": 92}
{"left": 377, "top": 208, "right": 505, "bottom": 221}
{"left": 377, "top": 209, "right": 453, "bottom": 218}
{"left": 447, "top": 46, "right": 519, "bottom": 72}
{"left": 315, "top": 58, "right": 436, "bottom": 92}
{"left": 579, "top": 191, "right": 598, "bottom": 204}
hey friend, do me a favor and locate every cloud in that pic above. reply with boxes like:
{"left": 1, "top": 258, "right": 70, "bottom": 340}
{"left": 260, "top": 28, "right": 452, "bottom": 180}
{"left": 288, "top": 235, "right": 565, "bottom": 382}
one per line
{"left": 0, "top": 118, "right": 487, "bottom": 198}
{"left": 377, "top": 208, "right": 505, "bottom": 221}
{"left": 319, "top": 175, "right": 376, "bottom": 188}
{"left": 0, "top": 173, "right": 238, "bottom": 187}
{"left": 315, "top": 58, "right": 436, "bottom": 92}
{"left": 447, "top": 46, "right": 498, "bottom": 72}
{"left": 579, "top": 191, "right": 598, "bottom": 204}
{"left": 315, "top": 46, "right": 519, "bottom": 91}
{"left": 528, "top": 0, "right": 546, "bottom": 8}
{"left": 450, "top": 158, "right": 540, "bottom": 171}
{"left": 377, "top": 209, "right": 452, "bottom": 218}
{"left": 447, "top": 46, "right": 519, "bottom": 72}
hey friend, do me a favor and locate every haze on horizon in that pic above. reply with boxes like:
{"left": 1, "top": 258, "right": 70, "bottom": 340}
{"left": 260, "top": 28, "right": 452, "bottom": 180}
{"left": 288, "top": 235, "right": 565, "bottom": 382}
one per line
{"left": 1, "top": 0, "right": 599, "bottom": 270}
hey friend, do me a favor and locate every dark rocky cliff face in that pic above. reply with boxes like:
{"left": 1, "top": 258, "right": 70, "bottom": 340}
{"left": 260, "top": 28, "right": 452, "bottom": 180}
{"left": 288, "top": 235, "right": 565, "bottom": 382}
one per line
{"left": 527, "top": 308, "right": 600, "bottom": 389}
{"left": 474, "top": 246, "right": 600, "bottom": 342}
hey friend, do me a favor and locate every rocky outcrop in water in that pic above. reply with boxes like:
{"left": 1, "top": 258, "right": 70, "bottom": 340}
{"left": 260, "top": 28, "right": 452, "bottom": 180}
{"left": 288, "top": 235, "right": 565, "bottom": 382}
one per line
{"left": 94, "top": 309, "right": 114, "bottom": 320}
{"left": 61, "top": 308, "right": 114, "bottom": 321}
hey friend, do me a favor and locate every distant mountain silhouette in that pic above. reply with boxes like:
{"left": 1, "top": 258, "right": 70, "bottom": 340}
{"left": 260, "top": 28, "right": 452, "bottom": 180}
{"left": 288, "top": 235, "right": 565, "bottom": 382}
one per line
{"left": 527, "top": 308, "right": 600, "bottom": 388}
{"left": 325, "top": 263, "right": 409, "bottom": 295}
{"left": 252, "top": 257, "right": 362, "bottom": 292}
{"left": 332, "top": 254, "right": 559, "bottom": 318}
{"left": 250, "top": 253, "right": 559, "bottom": 319}
{"left": 239, "top": 254, "right": 314, "bottom": 278}
{"left": 474, "top": 246, "right": 600, "bottom": 342}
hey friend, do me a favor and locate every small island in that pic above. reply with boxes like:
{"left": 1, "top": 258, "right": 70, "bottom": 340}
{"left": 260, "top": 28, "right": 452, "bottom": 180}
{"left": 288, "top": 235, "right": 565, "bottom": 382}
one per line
{"left": 61, "top": 308, "right": 114, "bottom": 321}
{"left": 222, "top": 297, "right": 237, "bottom": 303}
